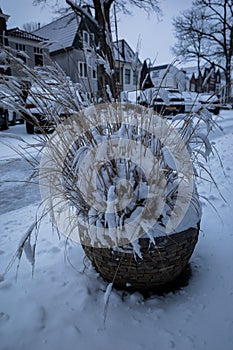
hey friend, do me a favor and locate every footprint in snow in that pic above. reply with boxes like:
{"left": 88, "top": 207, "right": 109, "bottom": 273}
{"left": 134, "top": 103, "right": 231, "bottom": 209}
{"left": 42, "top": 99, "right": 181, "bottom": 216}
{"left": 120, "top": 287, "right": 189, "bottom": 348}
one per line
{"left": 49, "top": 246, "right": 61, "bottom": 254}
{"left": 208, "top": 194, "right": 220, "bottom": 201}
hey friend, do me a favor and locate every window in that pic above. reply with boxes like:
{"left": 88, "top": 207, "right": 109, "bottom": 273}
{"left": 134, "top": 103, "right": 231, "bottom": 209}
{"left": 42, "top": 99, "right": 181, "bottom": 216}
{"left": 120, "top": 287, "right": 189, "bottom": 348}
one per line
{"left": 90, "top": 33, "right": 95, "bottom": 46}
{"left": 34, "top": 47, "right": 42, "bottom": 54}
{"left": 83, "top": 31, "right": 95, "bottom": 47}
{"left": 34, "top": 47, "right": 43, "bottom": 66}
{"left": 190, "top": 83, "right": 195, "bottom": 92}
{"left": 16, "top": 43, "right": 27, "bottom": 63}
{"left": 16, "top": 43, "right": 26, "bottom": 51}
{"left": 83, "top": 31, "right": 89, "bottom": 45}
{"left": 115, "top": 68, "right": 120, "bottom": 83}
{"left": 125, "top": 68, "right": 131, "bottom": 85}
{"left": 79, "top": 62, "right": 88, "bottom": 78}
{"left": 115, "top": 67, "right": 123, "bottom": 84}
{"left": 92, "top": 68, "right": 97, "bottom": 80}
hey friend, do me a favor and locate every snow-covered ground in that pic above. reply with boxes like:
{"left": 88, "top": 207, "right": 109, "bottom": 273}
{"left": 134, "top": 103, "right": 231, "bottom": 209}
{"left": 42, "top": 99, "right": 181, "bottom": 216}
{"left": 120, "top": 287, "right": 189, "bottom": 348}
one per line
{"left": 0, "top": 111, "right": 233, "bottom": 350}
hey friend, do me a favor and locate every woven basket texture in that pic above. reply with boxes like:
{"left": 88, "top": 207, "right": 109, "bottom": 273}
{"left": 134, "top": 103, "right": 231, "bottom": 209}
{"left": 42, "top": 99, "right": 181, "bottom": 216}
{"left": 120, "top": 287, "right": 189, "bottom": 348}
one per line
{"left": 82, "top": 226, "right": 199, "bottom": 292}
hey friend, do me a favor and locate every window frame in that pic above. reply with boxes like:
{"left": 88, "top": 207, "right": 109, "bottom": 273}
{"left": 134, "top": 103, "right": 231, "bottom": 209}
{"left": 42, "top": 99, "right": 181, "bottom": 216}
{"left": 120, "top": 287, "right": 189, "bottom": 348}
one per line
{"left": 125, "top": 68, "right": 131, "bottom": 85}
{"left": 79, "top": 61, "right": 88, "bottom": 78}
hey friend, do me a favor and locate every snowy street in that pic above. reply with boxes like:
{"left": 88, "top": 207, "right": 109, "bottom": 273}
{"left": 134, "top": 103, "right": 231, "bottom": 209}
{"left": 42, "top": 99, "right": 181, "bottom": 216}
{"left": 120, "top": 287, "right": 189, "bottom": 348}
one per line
{"left": 0, "top": 111, "right": 233, "bottom": 350}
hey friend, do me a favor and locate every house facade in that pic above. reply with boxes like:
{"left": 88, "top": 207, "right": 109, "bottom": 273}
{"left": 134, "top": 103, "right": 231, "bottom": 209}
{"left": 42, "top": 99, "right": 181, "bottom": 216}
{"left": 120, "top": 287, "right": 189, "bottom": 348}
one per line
{"left": 34, "top": 14, "right": 142, "bottom": 100}
{"left": 2, "top": 7, "right": 141, "bottom": 100}
{"left": 34, "top": 12, "right": 98, "bottom": 99}
{"left": 140, "top": 63, "right": 186, "bottom": 90}
{"left": 113, "top": 39, "right": 142, "bottom": 96}
{"left": 0, "top": 7, "right": 48, "bottom": 84}
{"left": 182, "top": 65, "right": 221, "bottom": 94}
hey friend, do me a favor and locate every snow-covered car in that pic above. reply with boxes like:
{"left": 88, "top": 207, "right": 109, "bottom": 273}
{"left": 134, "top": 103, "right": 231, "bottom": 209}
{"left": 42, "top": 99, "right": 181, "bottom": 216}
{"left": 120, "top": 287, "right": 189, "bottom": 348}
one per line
{"left": 182, "top": 91, "right": 201, "bottom": 113}
{"left": 24, "top": 79, "right": 84, "bottom": 134}
{"left": 198, "top": 93, "right": 220, "bottom": 115}
{"left": 0, "top": 85, "right": 24, "bottom": 127}
{"left": 8, "top": 110, "right": 24, "bottom": 125}
{"left": 120, "top": 90, "right": 141, "bottom": 104}
{"left": 182, "top": 92, "right": 220, "bottom": 115}
{"left": 139, "top": 88, "right": 185, "bottom": 116}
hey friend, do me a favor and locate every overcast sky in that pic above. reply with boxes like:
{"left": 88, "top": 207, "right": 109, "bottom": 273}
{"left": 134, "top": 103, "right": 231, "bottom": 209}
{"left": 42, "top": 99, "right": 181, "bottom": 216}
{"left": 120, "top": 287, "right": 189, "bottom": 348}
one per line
{"left": 1, "top": 0, "right": 193, "bottom": 64}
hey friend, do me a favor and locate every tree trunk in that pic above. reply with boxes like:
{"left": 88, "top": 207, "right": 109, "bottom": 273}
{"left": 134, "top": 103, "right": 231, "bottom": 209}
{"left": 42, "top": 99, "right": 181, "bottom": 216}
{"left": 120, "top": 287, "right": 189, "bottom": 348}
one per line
{"left": 225, "top": 69, "right": 231, "bottom": 104}
{"left": 93, "top": 0, "right": 116, "bottom": 101}
{"left": 67, "top": 0, "right": 116, "bottom": 101}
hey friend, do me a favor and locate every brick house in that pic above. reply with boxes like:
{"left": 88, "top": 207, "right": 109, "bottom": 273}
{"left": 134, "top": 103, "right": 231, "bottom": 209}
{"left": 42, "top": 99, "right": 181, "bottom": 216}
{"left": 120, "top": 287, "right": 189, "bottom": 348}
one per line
{"left": 183, "top": 65, "right": 221, "bottom": 93}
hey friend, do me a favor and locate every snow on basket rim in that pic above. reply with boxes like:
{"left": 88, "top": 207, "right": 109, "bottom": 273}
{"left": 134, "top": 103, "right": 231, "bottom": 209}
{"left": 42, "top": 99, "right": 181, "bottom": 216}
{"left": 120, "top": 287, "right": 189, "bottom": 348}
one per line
{"left": 39, "top": 102, "right": 194, "bottom": 248}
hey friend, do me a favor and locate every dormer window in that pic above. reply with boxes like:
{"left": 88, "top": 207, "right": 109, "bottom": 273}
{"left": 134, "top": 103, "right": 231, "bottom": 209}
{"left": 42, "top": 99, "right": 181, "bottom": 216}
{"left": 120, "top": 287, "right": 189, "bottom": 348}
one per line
{"left": 83, "top": 30, "right": 95, "bottom": 47}
{"left": 83, "top": 31, "right": 89, "bottom": 45}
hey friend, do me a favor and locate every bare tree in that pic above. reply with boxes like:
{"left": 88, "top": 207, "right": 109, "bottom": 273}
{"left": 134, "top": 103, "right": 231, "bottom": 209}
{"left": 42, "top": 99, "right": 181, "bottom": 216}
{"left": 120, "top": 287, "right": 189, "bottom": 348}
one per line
{"left": 173, "top": 0, "right": 233, "bottom": 102}
{"left": 33, "top": 0, "right": 161, "bottom": 100}
{"left": 22, "top": 21, "right": 41, "bottom": 32}
{"left": 172, "top": 8, "right": 209, "bottom": 77}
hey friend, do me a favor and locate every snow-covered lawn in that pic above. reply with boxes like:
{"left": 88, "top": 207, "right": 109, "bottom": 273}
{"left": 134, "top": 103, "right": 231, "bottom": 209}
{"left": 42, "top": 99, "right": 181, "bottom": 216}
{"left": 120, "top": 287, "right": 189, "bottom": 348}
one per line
{"left": 0, "top": 111, "right": 233, "bottom": 350}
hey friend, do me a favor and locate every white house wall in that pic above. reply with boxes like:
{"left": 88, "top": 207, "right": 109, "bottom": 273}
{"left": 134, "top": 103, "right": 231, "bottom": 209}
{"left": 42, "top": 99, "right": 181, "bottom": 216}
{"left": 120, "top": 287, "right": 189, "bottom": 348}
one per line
{"left": 120, "top": 62, "right": 141, "bottom": 92}
{"left": 51, "top": 49, "right": 98, "bottom": 96}
{"left": 7, "top": 37, "right": 49, "bottom": 78}
{"left": 150, "top": 68, "right": 178, "bottom": 89}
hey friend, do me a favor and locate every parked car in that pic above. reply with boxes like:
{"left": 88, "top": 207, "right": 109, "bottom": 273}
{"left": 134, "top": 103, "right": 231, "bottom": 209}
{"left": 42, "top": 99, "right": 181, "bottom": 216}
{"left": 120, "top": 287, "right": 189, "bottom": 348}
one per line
{"left": 139, "top": 88, "right": 185, "bottom": 116}
{"left": 24, "top": 79, "right": 84, "bottom": 134}
{"left": 182, "top": 92, "right": 220, "bottom": 115}
{"left": 182, "top": 91, "right": 201, "bottom": 113}
{"left": 8, "top": 109, "right": 24, "bottom": 125}
{"left": 198, "top": 93, "right": 220, "bottom": 115}
{"left": 0, "top": 85, "right": 24, "bottom": 127}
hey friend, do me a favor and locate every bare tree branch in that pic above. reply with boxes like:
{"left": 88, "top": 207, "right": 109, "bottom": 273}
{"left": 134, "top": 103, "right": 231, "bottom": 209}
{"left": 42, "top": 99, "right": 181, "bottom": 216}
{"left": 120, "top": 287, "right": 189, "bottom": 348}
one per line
{"left": 173, "top": 0, "right": 233, "bottom": 102}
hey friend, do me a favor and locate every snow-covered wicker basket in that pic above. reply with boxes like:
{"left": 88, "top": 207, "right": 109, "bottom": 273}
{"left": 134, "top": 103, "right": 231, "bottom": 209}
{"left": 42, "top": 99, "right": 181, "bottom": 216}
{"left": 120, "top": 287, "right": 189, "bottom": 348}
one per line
{"left": 81, "top": 225, "right": 199, "bottom": 293}
{"left": 40, "top": 102, "right": 210, "bottom": 293}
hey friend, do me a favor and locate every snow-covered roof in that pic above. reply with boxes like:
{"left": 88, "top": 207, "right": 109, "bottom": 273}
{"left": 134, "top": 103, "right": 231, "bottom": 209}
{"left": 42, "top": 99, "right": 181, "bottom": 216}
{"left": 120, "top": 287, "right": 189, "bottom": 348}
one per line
{"left": 181, "top": 65, "right": 219, "bottom": 79}
{"left": 150, "top": 64, "right": 170, "bottom": 71}
{"left": 113, "top": 39, "right": 142, "bottom": 66}
{"left": 7, "top": 28, "right": 47, "bottom": 43}
{"left": 33, "top": 12, "right": 80, "bottom": 53}
{"left": 181, "top": 66, "right": 199, "bottom": 79}
{"left": 0, "top": 7, "right": 10, "bottom": 21}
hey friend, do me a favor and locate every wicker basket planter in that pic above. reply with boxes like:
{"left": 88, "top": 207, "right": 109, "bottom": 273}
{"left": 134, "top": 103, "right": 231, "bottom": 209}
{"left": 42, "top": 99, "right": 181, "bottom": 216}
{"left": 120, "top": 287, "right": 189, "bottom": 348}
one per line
{"left": 40, "top": 103, "right": 203, "bottom": 293}
{"left": 82, "top": 225, "right": 199, "bottom": 293}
